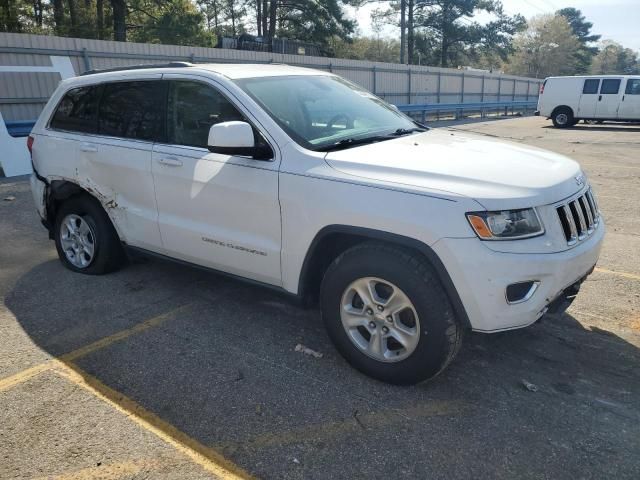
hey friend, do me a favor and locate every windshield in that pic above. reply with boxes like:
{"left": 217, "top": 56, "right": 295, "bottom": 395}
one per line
{"left": 234, "top": 75, "right": 419, "bottom": 151}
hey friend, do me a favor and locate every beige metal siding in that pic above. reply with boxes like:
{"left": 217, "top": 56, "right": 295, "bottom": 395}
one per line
{"left": 0, "top": 32, "right": 542, "bottom": 122}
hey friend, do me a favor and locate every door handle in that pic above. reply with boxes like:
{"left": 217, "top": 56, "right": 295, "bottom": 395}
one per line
{"left": 80, "top": 142, "right": 97, "bottom": 153}
{"left": 158, "top": 156, "right": 183, "bottom": 167}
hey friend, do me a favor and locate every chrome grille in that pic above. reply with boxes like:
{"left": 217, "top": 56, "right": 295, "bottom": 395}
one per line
{"left": 556, "top": 188, "right": 600, "bottom": 245}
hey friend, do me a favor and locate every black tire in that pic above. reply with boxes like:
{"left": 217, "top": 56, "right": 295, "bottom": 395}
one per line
{"left": 551, "top": 107, "right": 574, "bottom": 128}
{"left": 320, "top": 242, "right": 462, "bottom": 385}
{"left": 54, "top": 194, "right": 125, "bottom": 275}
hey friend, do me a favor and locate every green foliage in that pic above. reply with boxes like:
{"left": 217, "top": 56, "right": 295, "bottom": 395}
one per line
{"left": 412, "top": 0, "right": 526, "bottom": 67}
{"left": 557, "top": 7, "right": 600, "bottom": 73}
{"left": 591, "top": 40, "right": 639, "bottom": 75}
{"left": 505, "top": 14, "right": 581, "bottom": 78}
{"left": 129, "top": 0, "right": 215, "bottom": 46}
{"left": 330, "top": 35, "right": 400, "bottom": 62}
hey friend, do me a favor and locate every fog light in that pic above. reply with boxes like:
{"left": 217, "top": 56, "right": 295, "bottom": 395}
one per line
{"left": 506, "top": 281, "right": 540, "bottom": 304}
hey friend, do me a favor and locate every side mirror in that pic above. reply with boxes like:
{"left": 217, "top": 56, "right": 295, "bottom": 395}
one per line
{"left": 207, "top": 121, "right": 272, "bottom": 160}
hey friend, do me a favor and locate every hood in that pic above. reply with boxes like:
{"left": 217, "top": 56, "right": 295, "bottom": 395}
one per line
{"left": 324, "top": 129, "right": 584, "bottom": 210}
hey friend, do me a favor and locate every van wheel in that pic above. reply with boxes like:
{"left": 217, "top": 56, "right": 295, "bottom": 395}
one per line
{"left": 54, "top": 195, "right": 125, "bottom": 275}
{"left": 320, "top": 242, "right": 462, "bottom": 385}
{"left": 552, "top": 108, "right": 573, "bottom": 128}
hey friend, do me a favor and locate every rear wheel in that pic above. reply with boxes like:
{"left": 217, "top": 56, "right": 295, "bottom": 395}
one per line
{"left": 551, "top": 107, "right": 574, "bottom": 128}
{"left": 320, "top": 243, "right": 462, "bottom": 385}
{"left": 54, "top": 195, "right": 125, "bottom": 275}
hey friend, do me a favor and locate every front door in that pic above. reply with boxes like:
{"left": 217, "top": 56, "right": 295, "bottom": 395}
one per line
{"left": 151, "top": 77, "right": 282, "bottom": 286}
{"left": 618, "top": 78, "right": 640, "bottom": 120}
{"left": 595, "top": 78, "right": 623, "bottom": 119}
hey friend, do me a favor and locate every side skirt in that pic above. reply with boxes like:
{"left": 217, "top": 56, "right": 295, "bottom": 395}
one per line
{"left": 123, "top": 245, "right": 303, "bottom": 306}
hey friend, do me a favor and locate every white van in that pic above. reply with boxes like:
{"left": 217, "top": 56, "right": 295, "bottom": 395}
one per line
{"left": 29, "top": 63, "right": 604, "bottom": 384}
{"left": 536, "top": 75, "right": 640, "bottom": 127}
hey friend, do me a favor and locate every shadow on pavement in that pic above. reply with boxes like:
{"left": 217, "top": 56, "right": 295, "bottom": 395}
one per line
{"left": 5, "top": 257, "right": 640, "bottom": 479}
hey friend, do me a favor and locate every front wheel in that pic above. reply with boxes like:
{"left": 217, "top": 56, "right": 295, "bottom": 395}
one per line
{"left": 551, "top": 108, "right": 574, "bottom": 128}
{"left": 320, "top": 243, "right": 462, "bottom": 385}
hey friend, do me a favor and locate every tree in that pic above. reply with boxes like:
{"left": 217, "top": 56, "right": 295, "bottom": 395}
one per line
{"left": 505, "top": 14, "right": 581, "bottom": 78}
{"left": 411, "top": 0, "right": 525, "bottom": 67}
{"left": 557, "top": 7, "right": 600, "bottom": 73}
{"left": 591, "top": 40, "right": 639, "bottom": 75}
{"left": 331, "top": 35, "right": 400, "bottom": 62}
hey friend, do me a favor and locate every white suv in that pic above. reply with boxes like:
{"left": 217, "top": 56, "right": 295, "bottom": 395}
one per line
{"left": 29, "top": 63, "right": 604, "bottom": 384}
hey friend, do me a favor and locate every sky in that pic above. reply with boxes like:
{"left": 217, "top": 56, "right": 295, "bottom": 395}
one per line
{"left": 345, "top": 0, "right": 640, "bottom": 52}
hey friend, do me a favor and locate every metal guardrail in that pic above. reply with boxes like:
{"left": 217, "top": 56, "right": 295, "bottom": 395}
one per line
{"left": 397, "top": 100, "right": 538, "bottom": 122}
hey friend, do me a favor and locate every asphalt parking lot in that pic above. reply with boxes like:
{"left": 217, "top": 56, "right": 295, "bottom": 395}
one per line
{"left": 1, "top": 116, "right": 639, "bottom": 479}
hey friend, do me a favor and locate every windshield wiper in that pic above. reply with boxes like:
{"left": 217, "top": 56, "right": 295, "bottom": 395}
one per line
{"left": 392, "top": 127, "right": 427, "bottom": 136}
{"left": 317, "top": 127, "right": 427, "bottom": 152}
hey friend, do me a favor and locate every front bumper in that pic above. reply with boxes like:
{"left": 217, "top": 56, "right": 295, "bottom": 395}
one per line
{"left": 432, "top": 222, "right": 605, "bottom": 332}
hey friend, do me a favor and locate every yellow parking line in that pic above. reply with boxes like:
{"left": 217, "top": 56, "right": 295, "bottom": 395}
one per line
{"left": 0, "top": 304, "right": 191, "bottom": 393}
{"left": 1, "top": 303, "right": 252, "bottom": 479}
{"left": 217, "top": 401, "right": 463, "bottom": 453}
{"left": 54, "top": 363, "right": 252, "bottom": 480}
{"left": 595, "top": 267, "right": 640, "bottom": 281}
{"left": 0, "top": 361, "right": 54, "bottom": 393}
{"left": 60, "top": 304, "right": 193, "bottom": 362}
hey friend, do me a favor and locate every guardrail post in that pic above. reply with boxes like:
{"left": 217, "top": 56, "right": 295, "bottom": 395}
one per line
{"left": 460, "top": 72, "right": 465, "bottom": 104}
{"left": 372, "top": 65, "right": 377, "bottom": 95}
{"left": 328, "top": 62, "right": 333, "bottom": 73}
{"left": 407, "top": 68, "right": 412, "bottom": 104}
{"left": 81, "top": 48, "right": 92, "bottom": 72}
{"left": 481, "top": 75, "right": 485, "bottom": 103}
{"left": 437, "top": 72, "right": 441, "bottom": 104}
{"left": 526, "top": 80, "right": 531, "bottom": 102}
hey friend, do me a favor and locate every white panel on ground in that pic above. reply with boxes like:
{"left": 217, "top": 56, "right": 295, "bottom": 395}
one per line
{"left": 0, "top": 112, "right": 32, "bottom": 177}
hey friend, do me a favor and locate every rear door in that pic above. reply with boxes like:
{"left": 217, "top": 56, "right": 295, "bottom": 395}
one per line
{"left": 577, "top": 78, "right": 600, "bottom": 118}
{"left": 81, "top": 77, "right": 165, "bottom": 251}
{"left": 595, "top": 78, "right": 623, "bottom": 119}
{"left": 151, "top": 76, "right": 282, "bottom": 286}
{"left": 618, "top": 78, "right": 640, "bottom": 120}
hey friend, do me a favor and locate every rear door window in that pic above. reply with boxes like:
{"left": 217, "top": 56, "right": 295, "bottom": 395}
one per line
{"left": 582, "top": 79, "right": 600, "bottom": 94}
{"left": 50, "top": 86, "right": 100, "bottom": 133}
{"left": 625, "top": 79, "right": 640, "bottom": 95}
{"left": 98, "top": 81, "right": 166, "bottom": 141}
{"left": 600, "top": 79, "right": 622, "bottom": 95}
{"left": 166, "top": 80, "right": 246, "bottom": 148}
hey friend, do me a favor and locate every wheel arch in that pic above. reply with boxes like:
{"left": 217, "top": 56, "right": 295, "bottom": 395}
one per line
{"left": 550, "top": 105, "right": 574, "bottom": 118}
{"left": 44, "top": 180, "right": 118, "bottom": 240}
{"left": 298, "top": 225, "right": 471, "bottom": 329}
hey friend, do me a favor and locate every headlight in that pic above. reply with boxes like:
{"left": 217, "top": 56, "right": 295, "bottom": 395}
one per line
{"left": 466, "top": 208, "right": 544, "bottom": 240}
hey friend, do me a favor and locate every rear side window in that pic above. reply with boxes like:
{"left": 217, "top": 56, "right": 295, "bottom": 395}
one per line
{"left": 98, "top": 81, "right": 166, "bottom": 141}
{"left": 50, "top": 86, "right": 100, "bottom": 133}
{"left": 582, "top": 79, "right": 600, "bottom": 94}
{"left": 167, "top": 80, "right": 245, "bottom": 148}
{"left": 600, "top": 79, "right": 621, "bottom": 95}
{"left": 625, "top": 79, "right": 640, "bottom": 95}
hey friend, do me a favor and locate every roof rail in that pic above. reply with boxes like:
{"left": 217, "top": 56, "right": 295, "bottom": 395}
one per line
{"left": 80, "top": 62, "right": 193, "bottom": 76}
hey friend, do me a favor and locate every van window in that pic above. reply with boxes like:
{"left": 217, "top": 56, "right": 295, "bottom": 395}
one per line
{"left": 600, "top": 79, "right": 621, "bottom": 95}
{"left": 50, "top": 86, "right": 100, "bottom": 133}
{"left": 582, "top": 79, "right": 600, "bottom": 95}
{"left": 167, "top": 81, "right": 245, "bottom": 148}
{"left": 98, "top": 81, "right": 166, "bottom": 141}
{"left": 625, "top": 79, "right": 640, "bottom": 95}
